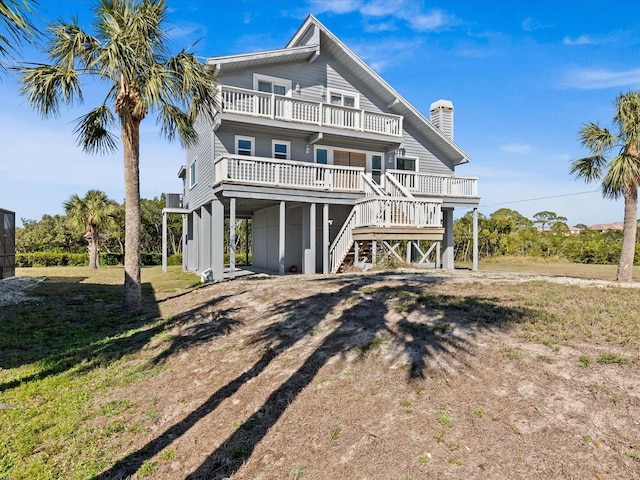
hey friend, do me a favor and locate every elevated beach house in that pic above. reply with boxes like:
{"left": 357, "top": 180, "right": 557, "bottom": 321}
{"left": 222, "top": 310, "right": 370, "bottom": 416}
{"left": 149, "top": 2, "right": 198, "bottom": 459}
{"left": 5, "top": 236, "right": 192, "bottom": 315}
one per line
{"left": 162, "top": 15, "right": 480, "bottom": 280}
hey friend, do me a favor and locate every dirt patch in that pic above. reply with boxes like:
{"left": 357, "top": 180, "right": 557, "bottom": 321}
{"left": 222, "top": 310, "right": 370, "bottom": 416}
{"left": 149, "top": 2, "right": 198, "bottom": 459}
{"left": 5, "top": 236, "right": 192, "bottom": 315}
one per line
{"left": 90, "top": 269, "right": 640, "bottom": 480}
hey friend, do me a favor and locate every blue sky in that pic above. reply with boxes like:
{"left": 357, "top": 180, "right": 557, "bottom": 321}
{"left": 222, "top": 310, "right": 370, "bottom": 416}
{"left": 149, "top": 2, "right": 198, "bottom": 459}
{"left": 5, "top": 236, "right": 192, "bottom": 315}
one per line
{"left": 1, "top": 0, "right": 639, "bottom": 227}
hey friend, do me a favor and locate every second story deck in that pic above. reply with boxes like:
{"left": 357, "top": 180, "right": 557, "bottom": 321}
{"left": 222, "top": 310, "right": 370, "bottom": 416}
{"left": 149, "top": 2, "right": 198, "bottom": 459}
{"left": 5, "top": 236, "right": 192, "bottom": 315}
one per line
{"left": 218, "top": 85, "right": 403, "bottom": 138}
{"left": 213, "top": 155, "right": 479, "bottom": 203}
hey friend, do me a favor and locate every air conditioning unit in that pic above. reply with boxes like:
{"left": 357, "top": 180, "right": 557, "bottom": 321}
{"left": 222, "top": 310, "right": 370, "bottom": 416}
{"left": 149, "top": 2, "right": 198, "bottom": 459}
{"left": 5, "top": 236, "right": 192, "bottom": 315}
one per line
{"left": 165, "top": 194, "right": 183, "bottom": 209}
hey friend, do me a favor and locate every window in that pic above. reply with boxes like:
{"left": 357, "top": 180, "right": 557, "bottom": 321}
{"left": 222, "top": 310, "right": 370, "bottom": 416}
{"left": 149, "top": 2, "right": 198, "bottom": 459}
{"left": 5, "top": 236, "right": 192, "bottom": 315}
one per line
{"left": 315, "top": 148, "right": 328, "bottom": 164}
{"left": 396, "top": 157, "right": 417, "bottom": 171}
{"left": 189, "top": 160, "right": 197, "bottom": 188}
{"left": 327, "top": 89, "right": 358, "bottom": 108}
{"left": 272, "top": 140, "right": 290, "bottom": 160}
{"left": 235, "top": 136, "right": 254, "bottom": 156}
{"left": 253, "top": 74, "right": 291, "bottom": 96}
{"left": 371, "top": 154, "right": 382, "bottom": 184}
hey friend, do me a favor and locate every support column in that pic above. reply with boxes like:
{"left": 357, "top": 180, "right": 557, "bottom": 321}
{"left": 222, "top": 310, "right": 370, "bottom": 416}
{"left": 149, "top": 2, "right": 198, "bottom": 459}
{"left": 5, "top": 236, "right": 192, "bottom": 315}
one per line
{"left": 406, "top": 241, "right": 412, "bottom": 264}
{"left": 211, "top": 197, "right": 224, "bottom": 281}
{"left": 279, "top": 201, "right": 285, "bottom": 275}
{"left": 472, "top": 207, "right": 479, "bottom": 272}
{"left": 229, "top": 197, "right": 236, "bottom": 280}
{"left": 442, "top": 208, "right": 455, "bottom": 270}
{"left": 309, "top": 203, "right": 316, "bottom": 274}
{"left": 372, "top": 240, "right": 377, "bottom": 267}
{"left": 162, "top": 211, "right": 168, "bottom": 272}
{"left": 322, "top": 203, "right": 329, "bottom": 274}
{"left": 245, "top": 218, "right": 249, "bottom": 266}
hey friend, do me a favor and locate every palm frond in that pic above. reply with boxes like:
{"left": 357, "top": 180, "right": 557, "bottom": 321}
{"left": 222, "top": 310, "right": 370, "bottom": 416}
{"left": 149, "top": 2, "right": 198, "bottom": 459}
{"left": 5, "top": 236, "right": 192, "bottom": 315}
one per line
{"left": 601, "top": 153, "right": 640, "bottom": 200}
{"left": 157, "top": 102, "right": 197, "bottom": 146}
{"left": 614, "top": 91, "right": 640, "bottom": 142}
{"left": 73, "top": 105, "right": 118, "bottom": 154}
{"left": 578, "top": 122, "right": 617, "bottom": 155}
{"left": 569, "top": 155, "right": 606, "bottom": 183}
{"left": 0, "top": 0, "right": 38, "bottom": 69}
{"left": 18, "top": 62, "right": 83, "bottom": 117}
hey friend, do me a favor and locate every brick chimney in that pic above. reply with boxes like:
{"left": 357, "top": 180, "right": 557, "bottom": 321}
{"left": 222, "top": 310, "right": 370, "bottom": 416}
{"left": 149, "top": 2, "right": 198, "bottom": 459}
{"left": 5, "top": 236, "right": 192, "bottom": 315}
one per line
{"left": 429, "top": 99, "right": 454, "bottom": 141}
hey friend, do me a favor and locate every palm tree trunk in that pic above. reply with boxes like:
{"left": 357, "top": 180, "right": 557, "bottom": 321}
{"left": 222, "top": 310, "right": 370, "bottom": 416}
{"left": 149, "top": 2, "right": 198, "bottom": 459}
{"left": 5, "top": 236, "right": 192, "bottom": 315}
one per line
{"left": 122, "top": 118, "right": 142, "bottom": 312}
{"left": 616, "top": 187, "right": 638, "bottom": 282}
{"left": 88, "top": 227, "right": 99, "bottom": 269}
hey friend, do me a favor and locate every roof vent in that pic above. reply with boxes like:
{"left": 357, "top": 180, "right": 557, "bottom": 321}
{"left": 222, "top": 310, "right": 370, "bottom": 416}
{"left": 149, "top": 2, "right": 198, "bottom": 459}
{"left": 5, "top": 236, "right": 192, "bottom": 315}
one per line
{"left": 429, "top": 99, "right": 454, "bottom": 141}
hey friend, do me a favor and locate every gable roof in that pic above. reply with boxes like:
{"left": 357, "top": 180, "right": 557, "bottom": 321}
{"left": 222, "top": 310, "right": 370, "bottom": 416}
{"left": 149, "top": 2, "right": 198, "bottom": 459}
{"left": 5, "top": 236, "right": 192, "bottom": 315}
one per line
{"left": 206, "top": 15, "right": 470, "bottom": 166}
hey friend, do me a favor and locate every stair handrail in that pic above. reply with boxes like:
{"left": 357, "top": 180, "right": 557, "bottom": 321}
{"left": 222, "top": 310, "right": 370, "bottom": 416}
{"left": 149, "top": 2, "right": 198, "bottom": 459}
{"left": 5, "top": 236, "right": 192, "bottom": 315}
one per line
{"left": 329, "top": 206, "right": 357, "bottom": 273}
{"left": 384, "top": 171, "right": 414, "bottom": 198}
{"left": 361, "top": 172, "right": 386, "bottom": 197}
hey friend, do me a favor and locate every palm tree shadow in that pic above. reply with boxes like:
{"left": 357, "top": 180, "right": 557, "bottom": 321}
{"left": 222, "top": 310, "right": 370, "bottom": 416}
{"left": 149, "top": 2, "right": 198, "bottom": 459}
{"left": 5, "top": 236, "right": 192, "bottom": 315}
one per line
{"left": 94, "top": 274, "right": 541, "bottom": 479}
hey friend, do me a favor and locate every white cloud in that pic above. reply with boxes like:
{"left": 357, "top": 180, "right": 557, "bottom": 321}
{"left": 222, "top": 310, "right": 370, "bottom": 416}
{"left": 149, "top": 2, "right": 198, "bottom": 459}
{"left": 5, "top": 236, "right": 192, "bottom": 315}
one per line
{"left": 501, "top": 143, "right": 533, "bottom": 154}
{"left": 563, "top": 34, "right": 592, "bottom": 46}
{"left": 351, "top": 38, "right": 421, "bottom": 73}
{"left": 307, "top": 0, "right": 455, "bottom": 32}
{"left": 561, "top": 67, "right": 640, "bottom": 89}
{"left": 521, "top": 17, "right": 553, "bottom": 32}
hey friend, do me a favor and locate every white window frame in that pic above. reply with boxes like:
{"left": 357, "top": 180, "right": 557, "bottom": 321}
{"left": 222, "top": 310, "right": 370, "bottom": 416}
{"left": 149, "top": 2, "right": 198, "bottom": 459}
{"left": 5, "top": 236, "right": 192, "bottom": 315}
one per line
{"left": 272, "top": 140, "right": 291, "bottom": 160}
{"left": 253, "top": 73, "right": 292, "bottom": 97}
{"left": 189, "top": 159, "right": 197, "bottom": 188}
{"left": 235, "top": 135, "right": 255, "bottom": 156}
{"left": 326, "top": 88, "right": 359, "bottom": 108}
{"left": 396, "top": 156, "right": 419, "bottom": 172}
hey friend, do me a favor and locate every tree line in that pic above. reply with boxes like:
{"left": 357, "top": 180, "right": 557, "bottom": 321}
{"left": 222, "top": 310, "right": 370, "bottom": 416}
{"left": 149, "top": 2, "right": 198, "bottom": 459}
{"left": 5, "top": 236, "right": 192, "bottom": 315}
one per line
{"left": 17, "top": 192, "right": 183, "bottom": 260}
{"left": 454, "top": 208, "right": 640, "bottom": 265}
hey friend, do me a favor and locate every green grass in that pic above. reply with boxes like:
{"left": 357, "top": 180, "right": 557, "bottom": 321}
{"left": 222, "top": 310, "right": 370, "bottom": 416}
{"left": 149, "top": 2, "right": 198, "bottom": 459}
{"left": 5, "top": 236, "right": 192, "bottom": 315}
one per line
{"left": 0, "top": 266, "right": 199, "bottom": 480}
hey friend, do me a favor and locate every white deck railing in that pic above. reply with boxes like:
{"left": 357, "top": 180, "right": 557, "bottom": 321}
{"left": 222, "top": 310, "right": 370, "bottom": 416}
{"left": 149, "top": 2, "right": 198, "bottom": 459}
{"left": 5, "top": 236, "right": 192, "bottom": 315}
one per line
{"left": 329, "top": 207, "right": 357, "bottom": 273}
{"left": 387, "top": 170, "right": 478, "bottom": 198}
{"left": 214, "top": 155, "right": 364, "bottom": 192}
{"left": 356, "top": 197, "right": 442, "bottom": 228}
{"left": 220, "top": 85, "right": 403, "bottom": 137}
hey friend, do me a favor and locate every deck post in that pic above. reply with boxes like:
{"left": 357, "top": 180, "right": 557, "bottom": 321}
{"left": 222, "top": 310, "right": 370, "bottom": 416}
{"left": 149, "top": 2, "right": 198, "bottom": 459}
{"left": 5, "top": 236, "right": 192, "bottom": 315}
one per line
{"left": 442, "top": 208, "right": 454, "bottom": 270}
{"left": 279, "top": 201, "right": 286, "bottom": 275}
{"left": 309, "top": 203, "right": 316, "bottom": 274}
{"left": 162, "top": 211, "right": 167, "bottom": 272}
{"left": 472, "top": 207, "right": 479, "bottom": 272}
{"left": 211, "top": 197, "right": 224, "bottom": 281}
{"left": 372, "top": 240, "right": 377, "bottom": 267}
{"left": 229, "top": 197, "right": 236, "bottom": 280}
{"left": 322, "top": 203, "right": 329, "bottom": 274}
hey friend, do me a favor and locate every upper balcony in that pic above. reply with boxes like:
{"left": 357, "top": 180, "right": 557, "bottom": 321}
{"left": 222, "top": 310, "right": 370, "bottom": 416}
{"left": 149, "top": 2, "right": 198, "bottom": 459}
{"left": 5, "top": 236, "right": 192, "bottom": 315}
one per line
{"left": 218, "top": 85, "right": 403, "bottom": 138}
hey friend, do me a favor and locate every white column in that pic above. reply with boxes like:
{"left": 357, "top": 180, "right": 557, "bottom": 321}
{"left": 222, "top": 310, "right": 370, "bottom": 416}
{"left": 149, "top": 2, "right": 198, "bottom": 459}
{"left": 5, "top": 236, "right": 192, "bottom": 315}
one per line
{"left": 229, "top": 197, "right": 236, "bottom": 280}
{"left": 309, "top": 203, "right": 316, "bottom": 274}
{"left": 442, "top": 209, "right": 454, "bottom": 270}
{"left": 279, "top": 201, "right": 285, "bottom": 275}
{"left": 472, "top": 207, "right": 479, "bottom": 272}
{"left": 322, "top": 203, "right": 329, "bottom": 274}
{"left": 211, "top": 198, "right": 224, "bottom": 281}
{"left": 162, "top": 211, "right": 168, "bottom": 272}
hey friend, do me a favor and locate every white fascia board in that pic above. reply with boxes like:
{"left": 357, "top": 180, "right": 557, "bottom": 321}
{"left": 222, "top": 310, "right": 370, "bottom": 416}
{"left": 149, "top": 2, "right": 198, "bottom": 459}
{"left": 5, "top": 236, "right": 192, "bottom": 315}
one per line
{"left": 205, "top": 45, "right": 318, "bottom": 67}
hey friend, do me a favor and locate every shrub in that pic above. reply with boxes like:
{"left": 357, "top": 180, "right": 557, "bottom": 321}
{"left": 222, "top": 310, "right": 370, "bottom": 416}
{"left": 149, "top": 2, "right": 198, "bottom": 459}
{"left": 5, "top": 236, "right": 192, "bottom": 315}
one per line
{"left": 167, "top": 253, "right": 182, "bottom": 266}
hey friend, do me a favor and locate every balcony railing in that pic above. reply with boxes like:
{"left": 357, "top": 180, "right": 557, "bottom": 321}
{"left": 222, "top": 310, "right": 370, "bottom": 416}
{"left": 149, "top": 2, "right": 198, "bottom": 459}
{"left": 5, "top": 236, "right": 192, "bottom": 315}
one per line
{"left": 214, "top": 155, "right": 364, "bottom": 192}
{"left": 387, "top": 170, "right": 478, "bottom": 198}
{"left": 356, "top": 196, "right": 442, "bottom": 228}
{"left": 219, "top": 85, "right": 403, "bottom": 137}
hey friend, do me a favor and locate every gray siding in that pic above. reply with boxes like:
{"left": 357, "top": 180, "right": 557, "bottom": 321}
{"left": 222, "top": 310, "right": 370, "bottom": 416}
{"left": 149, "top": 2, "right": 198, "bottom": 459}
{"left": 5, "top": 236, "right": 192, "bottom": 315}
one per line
{"left": 183, "top": 115, "right": 214, "bottom": 211}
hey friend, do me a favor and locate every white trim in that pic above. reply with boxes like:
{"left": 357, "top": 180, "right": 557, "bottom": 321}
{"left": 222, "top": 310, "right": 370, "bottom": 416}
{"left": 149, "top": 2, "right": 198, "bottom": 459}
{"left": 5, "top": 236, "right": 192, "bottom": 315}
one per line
{"left": 396, "top": 156, "right": 419, "bottom": 172}
{"left": 253, "top": 73, "right": 292, "bottom": 97}
{"left": 326, "top": 87, "right": 359, "bottom": 108}
{"left": 272, "top": 139, "right": 291, "bottom": 160}
{"left": 189, "top": 159, "right": 197, "bottom": 189}
{"left": 235, "top": 135, "right": 255, "bottom": 156}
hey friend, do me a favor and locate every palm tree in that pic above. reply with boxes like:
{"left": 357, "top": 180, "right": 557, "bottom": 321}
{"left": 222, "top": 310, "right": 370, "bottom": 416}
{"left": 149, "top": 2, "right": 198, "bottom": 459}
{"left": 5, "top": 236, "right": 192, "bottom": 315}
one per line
{"left": 570, "top": 91, "right": 640, "bottom": 282}
{"left": 0, "top": 0, "right": 38, "bottom": 71}
{"left": 18, "top": 0, "right": 216, "bottom": 311}
{"left": 64, "top": 190, "right": 118, "bottom": 269}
